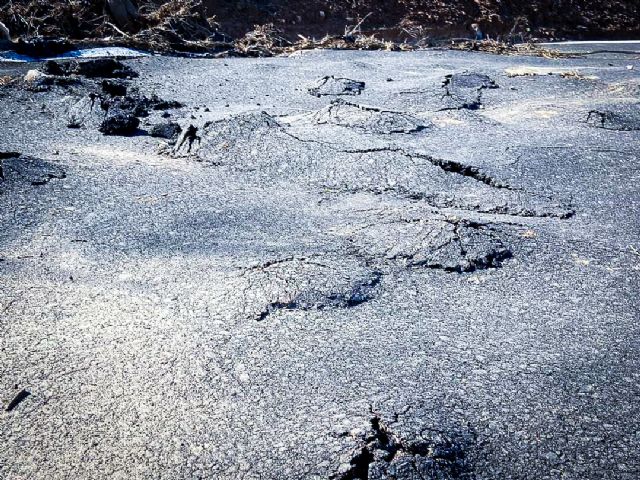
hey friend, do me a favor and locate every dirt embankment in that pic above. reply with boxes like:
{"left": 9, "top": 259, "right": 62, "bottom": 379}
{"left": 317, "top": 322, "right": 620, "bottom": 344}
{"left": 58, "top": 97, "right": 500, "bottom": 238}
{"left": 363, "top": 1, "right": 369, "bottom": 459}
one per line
{"left": 0, "top": 0, "right": 638, "bottom": 55}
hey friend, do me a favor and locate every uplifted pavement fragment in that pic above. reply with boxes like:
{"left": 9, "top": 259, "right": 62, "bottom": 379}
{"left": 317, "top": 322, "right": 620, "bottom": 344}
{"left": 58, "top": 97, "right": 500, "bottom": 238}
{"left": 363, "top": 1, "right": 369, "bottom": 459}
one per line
{"left": 308, "top": 76, "right": 365, "bottom": 97}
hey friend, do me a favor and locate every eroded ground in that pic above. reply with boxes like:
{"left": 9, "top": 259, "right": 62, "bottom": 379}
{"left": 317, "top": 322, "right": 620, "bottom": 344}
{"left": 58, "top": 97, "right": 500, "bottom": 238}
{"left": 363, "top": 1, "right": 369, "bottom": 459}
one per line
{"left": 0, "top": 48, "right": 639, "bottom": 479}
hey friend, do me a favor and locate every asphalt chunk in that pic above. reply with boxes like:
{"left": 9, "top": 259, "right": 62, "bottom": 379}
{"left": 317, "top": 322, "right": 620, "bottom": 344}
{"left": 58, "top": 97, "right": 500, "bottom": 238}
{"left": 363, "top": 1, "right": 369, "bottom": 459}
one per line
{"left": 310, "top": 99, "right": 427, "bottom": 134}
{"left": 347, "top": 217, "right": 512, "bottom": 273}
{"left": 234, "top": 256, "right": 381, "bottom": 321}
{"left": 308, "top": 76, "right": 366, "bottom": 97}
{"left": 440, "top": 72, "right": 498, "bottom": 111}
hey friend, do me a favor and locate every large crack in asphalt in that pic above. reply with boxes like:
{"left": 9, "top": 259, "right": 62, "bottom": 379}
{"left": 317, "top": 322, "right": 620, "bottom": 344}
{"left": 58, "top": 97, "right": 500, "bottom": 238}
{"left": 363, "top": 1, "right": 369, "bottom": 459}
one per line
{"left": 170, "top": 111, "right": 573, "bottom": 219}
{"left": 333, "top": 415, "right": 475, "bottom": 480}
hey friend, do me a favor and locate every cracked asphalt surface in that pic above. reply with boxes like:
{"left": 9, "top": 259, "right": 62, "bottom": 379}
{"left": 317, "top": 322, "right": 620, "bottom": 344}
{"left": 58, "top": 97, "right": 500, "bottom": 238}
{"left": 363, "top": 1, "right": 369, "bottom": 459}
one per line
{"left": 1, "top": 47, "right": 639, "bottom": 479}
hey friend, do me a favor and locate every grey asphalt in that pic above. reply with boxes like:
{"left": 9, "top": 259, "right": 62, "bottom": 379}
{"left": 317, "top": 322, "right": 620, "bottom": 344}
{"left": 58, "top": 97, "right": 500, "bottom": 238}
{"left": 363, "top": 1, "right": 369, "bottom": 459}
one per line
{"left": 0, "top": 47, "right": 639, "bottom": 479}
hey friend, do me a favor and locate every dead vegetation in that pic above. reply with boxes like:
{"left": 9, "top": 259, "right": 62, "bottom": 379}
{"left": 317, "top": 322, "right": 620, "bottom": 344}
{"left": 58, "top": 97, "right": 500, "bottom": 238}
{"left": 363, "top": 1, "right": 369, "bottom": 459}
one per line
{"left": 449, "top": 39, "right": 572, "bottom": 59}
{"left": 0, "top": 0, "right": 637, "bottom": 56}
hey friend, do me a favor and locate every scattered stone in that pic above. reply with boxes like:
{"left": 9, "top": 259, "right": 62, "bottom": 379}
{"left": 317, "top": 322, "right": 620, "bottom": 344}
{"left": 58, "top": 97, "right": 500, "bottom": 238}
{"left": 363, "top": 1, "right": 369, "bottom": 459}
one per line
{"left": 23, "top": 69, "right": 46, "bottom": 83}
{"left": 99, "top": 107, "right": 140, "bottom": 135}
{"left": 308, "top": 76, "right": 365, "bottom": 97}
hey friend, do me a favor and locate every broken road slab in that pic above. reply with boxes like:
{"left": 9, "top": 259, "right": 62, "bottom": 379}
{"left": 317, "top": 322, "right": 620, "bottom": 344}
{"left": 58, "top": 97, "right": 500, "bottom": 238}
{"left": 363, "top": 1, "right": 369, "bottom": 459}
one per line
{"left": 0, "top": 47, "right": 639, "bottom": 480}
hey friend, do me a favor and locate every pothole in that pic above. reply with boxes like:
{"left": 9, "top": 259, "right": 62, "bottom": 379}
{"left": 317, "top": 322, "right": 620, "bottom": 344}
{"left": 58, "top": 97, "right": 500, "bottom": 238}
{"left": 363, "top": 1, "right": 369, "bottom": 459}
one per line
{"left": 586, "top": 104, "right": 640, "bottom": 131}
{"left": 440, "top": 72, "right": 498, "bottom": 111}
{"left": 333, "top": 416, "right": 475, "bottom": 480}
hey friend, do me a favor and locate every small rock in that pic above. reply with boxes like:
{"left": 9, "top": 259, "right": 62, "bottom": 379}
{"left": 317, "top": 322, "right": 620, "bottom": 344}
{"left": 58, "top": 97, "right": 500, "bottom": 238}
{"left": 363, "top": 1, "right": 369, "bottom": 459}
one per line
{"left": 150, "top": 122, "right": 182, "bottom": 142}
{"left": 99, "top": 108, "right": 140, "bottom": 136}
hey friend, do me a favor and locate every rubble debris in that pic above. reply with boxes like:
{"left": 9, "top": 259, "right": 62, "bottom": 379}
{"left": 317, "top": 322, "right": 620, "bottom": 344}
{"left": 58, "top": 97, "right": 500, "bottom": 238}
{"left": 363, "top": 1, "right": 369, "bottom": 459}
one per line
{"left": 308, "top": 76, "right": 365, "bottom": 97}
{"left": 150, "top": 121, "right": 182, "bottom": 141}
{"left": 586, "top": 105, "right": 640, "bottom": 131}
{"left": 0, "top": 155, "right": 65, "bottom": 186}
{"left": 99, "top": 107, "right": 140, "bottom": 135}
{"left": 332, "top": 416, "right": 474, "bottom": 480}
{"left": 102, "top": 94, "right": 183, "bottom": 117}
{"left": 5, "top": 389, "right": 31, "bottom": 412}
{"left": 67, "top": 94, "right": 101, "bottom": 129}
{"left": 311, "top": 99, "right": 427, "bottom": 134}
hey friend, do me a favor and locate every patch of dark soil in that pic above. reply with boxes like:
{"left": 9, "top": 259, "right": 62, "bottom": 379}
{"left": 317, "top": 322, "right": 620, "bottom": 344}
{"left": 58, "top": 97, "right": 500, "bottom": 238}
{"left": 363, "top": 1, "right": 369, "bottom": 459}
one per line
{"left": 311, "top": 99, "right": 427, "bottom": 134}
{"left": 440, "top": 72, "right": 499, "bottom": 111}
{"left": 0, "top": 155, "right": 65, "bottom": 187}
{"left": 348, "top": 216, "right": 512, "bottom": 273}
{"left": 308, "top": 76, "right": 365, "bottom": 97}
{"left": 586, "top": 105, "right": 640, "bottom": 131}
{"left": 333, "top": 416, "right": 475, "bottom": 480}
{"left": 99, "top": 107, "right": 140, "bottom": 135}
